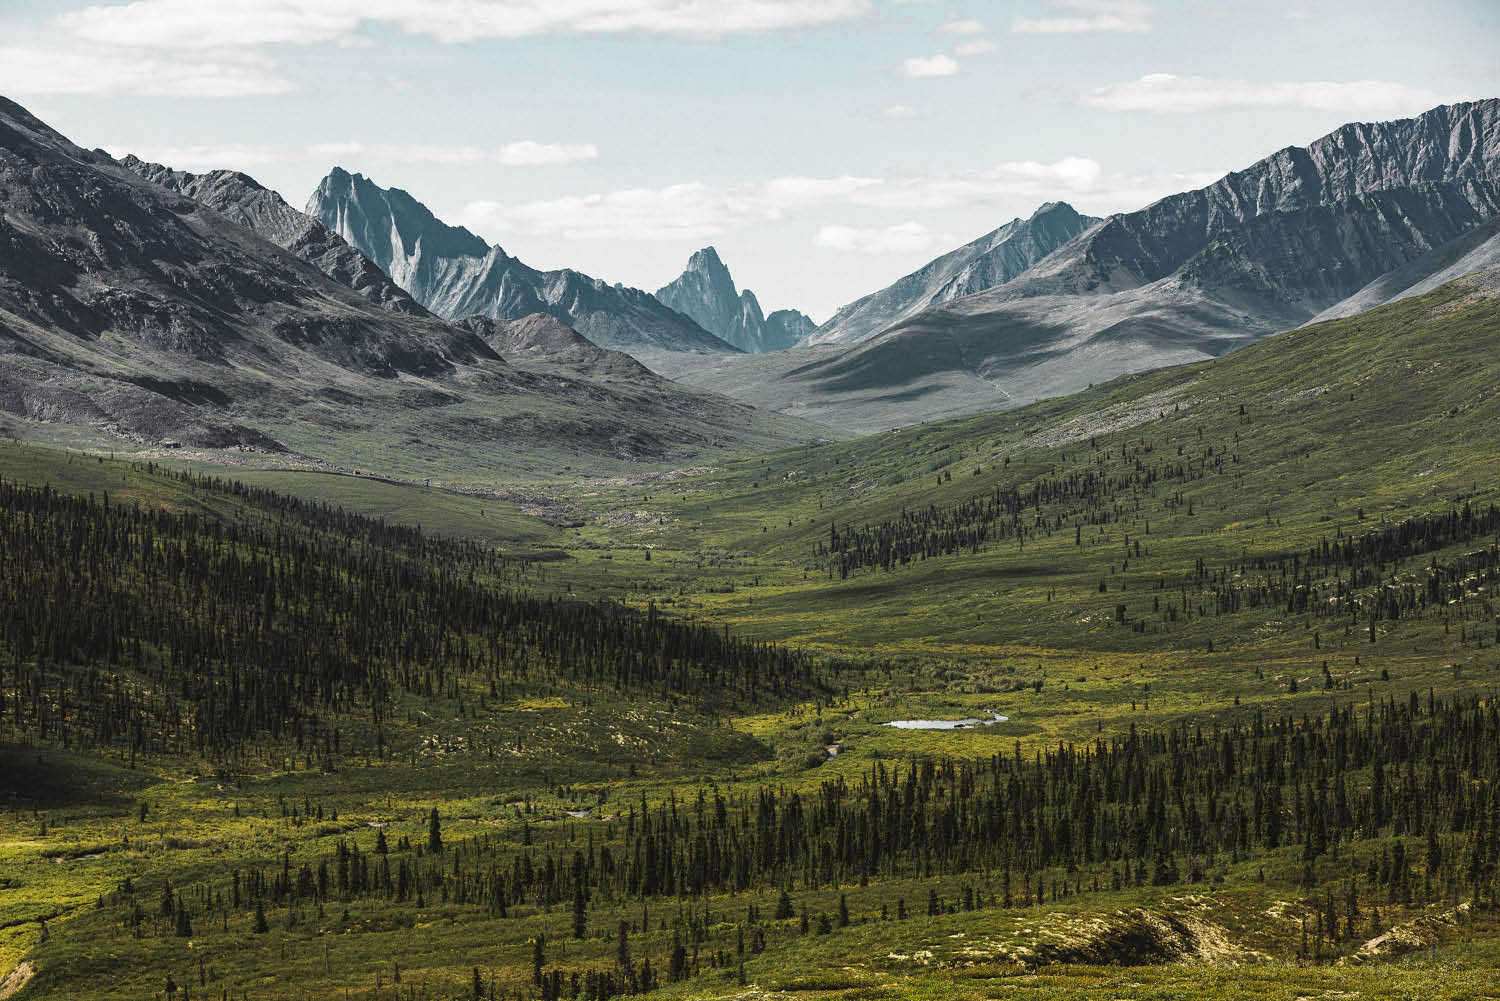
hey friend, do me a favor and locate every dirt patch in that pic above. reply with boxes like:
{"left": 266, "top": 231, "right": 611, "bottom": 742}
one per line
{"left": 484, "top": 489, "right": 580, "bottom": 525}
{"left": 0, "top": 962, "right": 35, "bottom": 1001}
{"left": 1282, "top": 385, "right": 1328, "bottom": 404}
{"left": 585, "top": 466, "right": 715, "bottom": 488}
{"left": 596, "top": 510, "right": 668, "bottom": 531}
{"left": 1021, "top": 908, "right": 1251, "bottom": 967}
{"left": 1342, "top": 903, "right": 1470, "bottom": 964}
{"left": 947, "top": 906, "right": 1262, "bottom": 970}
{"left": 1020, "top": 382, "right": 1201, "bottom": 451}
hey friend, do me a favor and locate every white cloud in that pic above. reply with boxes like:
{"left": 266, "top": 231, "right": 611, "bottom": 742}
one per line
{"left": 756, "top": 175, "right": 883, "bottom": 205}
{"left": 883, "top": 104, "right": 921, "bottom": 118}
{"left": 496, "top": 140, "right": 599, "bottom": 166}
{"left": 461, "top": 183, "right": 773, "bottom": 241}
{"left": 814, "top": 221, "right": 957, "bottom": 255}
{"left": 901, "top": 54, "right": 958, "bottom": 78}
{"left": 955, "top": 39, "right": 996, "bottom": 56}
{"left": 57, "top": 0, "right": 870, "bottom": 47}
{"left": 938, "top": 18, "right": 985, "bottom": 35}
{"left": 840, "top": 157, "right": 1222, "bottom": 212}
{"left": 1012, "top": 1, "right": 1153, "bottom": 35}
{"left": 304, "top": 141, "right": 599, "bottom": 166}
{"left": 1082, "top": 74, "right": 1453, "bottom": 114}
{"left": 105, "top": 143, "right": 278, "bottom": 171}
{"left": 0, "top": 44, "right": 294, "bottom": 97}
{"left": 453, "top": 158, "right": 1224, "bottom": 243}
{"left": 307, "top": 141, "right": 367, "bottom": 157}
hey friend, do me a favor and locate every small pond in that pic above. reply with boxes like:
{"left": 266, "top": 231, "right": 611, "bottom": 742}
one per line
{"left": 882, "top": 711, "right": 1009, "bottom": 730}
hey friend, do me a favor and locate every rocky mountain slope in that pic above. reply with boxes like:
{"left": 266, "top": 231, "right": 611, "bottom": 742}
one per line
{"left": 807, "top": 201, "right": 1099, "bottom": 345}
{"left": 0, "top": 96, "right": 826, "bottom": 478}
{"left": 455, "top": 312, "right": 656, "bottom": 380}
{"left": 120, "top": 156, "right": 426, "bottom": 317}
{"left": 308, "top": 169, "right": 736, "bottom": 355}
{"left": 654, "top": 246, "right": 814, "bottom": 352}
{"left": 663, "top": 100, "right": 1500, "bottom": 431}
{"left": 1310, "top": 214, "right": 1500, "bottom": 321}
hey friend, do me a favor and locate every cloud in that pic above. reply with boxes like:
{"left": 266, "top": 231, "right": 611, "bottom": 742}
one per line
{"left": 307, "top": 141, "right": 367, "bottom": 157}
{"left": 1081, "top": 74, "right": 1454, "bottom": 114}
{"left": 1012, "top": 1, "right": 1153, "bottom": 35}
{"left": 0, "top": 44, "right": 294, "bottom": 97}
{"left": 456, "top": 175, "right": 885, "bottom": 243}
{"left": 756, "top": 175, "right": 883, "bottom": 205}
{"left": 304, "top": 141, "right": 599, "bottom": 166}
{"left": 453, "top": 158, "right": 1224, "bottom": 243}
{"left": 938, "top": 19, "right": 985, "bottom": 35}
{"left": 814, "top": 221, "right": 957, "bottom": 255}
{"left": 105, "top": 143, "right": 279, "bottom": 171}
{"left": 496, "top": 140, "right": 599, "bottom": 166}
{"left": 955, "top": 39, "right": 996, "bottom": 55}
{"left": 56, "top": 0, "right": 870, "bottom": 47}
{"left": 840, "top": 157, "right": 1222, "bottom": 212}
{"left": 901, "top": 54, "right": 958, "bottom": 78}
{"left": 883, "top": 104, "right": 921, "bottom": 118}
{"left": 461, "top": 183, "right": 774, "bottom": 241}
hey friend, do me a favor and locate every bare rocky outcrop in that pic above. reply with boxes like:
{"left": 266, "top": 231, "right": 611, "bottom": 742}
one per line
{"left": 0, "top": 961, "right": 34, "bottom": 1001}
{"left": 456, "top": 313, "right": 655, "bottom": 379}
{"left": 1342, "top": 903, "right": 1472, "bottom": 963}
{"left": 308, "top": 168, "right": 737, "bottom": 355}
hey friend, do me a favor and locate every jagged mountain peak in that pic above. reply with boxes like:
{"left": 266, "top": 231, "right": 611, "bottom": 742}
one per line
{"left": 0, "top": 95, "right": 822, "bottom": 471}
{"left": 120, "top": 155, "right": 428, "bottom": 317}
{"left": 656, "top": 248, "right": 811, "bottom": 353}
{"left": 308, "top": 170, "right": 734, "bottom": 355}
{"left": 686, "top": 245, "right": 728, "bottom": 271}
{"left": 995, "top": 98, "right": 1500, "bottom": 301}
{"left": 310, "top": 167, "right": 492, "bottom": 263}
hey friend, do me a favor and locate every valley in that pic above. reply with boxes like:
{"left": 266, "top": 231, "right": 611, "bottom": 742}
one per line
{"left": 0, "top": 44, "right": 1497, "bottom": 1000}
{"left": 3, "top": 265, "right": 1499, "bottom": 999}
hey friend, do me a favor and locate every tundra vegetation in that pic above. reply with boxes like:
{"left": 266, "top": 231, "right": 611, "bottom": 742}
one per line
{"left": 2, "top": 278, "right": 1500, "bottom": 998}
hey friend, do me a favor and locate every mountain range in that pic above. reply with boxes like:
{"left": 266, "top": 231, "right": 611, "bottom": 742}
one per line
{"left": 4, "top": 92, "right": 1499, "bottom": 455}
{"left": 655, "top": 246, "right": 815, "bottom": 352}
{"left": 655, "top": 99, "right": 1500, "bottom": 430}
{"left": 307, "top": 168, "right": 736, "bottom": 355}
{"left": 0, "top": 96, "right": 824, "bottom": 479}
{"left": 805, "top": 201, "right": 1099, "bottom": 345}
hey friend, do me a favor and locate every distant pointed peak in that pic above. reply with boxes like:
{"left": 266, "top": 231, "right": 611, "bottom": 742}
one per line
{"left": 1030, "top": 200, "right": 1078, "bottom": 219}
{"left": 685, "top": 246, "right": 732, "bottom": 280}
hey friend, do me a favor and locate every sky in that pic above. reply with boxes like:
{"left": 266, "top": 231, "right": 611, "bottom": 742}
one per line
{"left": 0, "top": 0, "right": 1496, "bottom": 322}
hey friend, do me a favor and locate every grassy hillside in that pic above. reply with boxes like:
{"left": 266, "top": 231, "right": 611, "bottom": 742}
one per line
{"left": 544, "top": 270, "right": 1500, "bottom": 732}
{"left": 1, "top": 270, "right": 1498, "bottom": 1000}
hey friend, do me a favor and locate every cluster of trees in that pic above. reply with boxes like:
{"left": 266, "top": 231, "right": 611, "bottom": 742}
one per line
{"left": 814, "top": 424, "right": 1497, "bottom": 648}
{"left": 109, "top": 692, "right": 1500, "bottom": 995}
{"left": 0, "top": 476, "right": 829, "bottom": 761}
{"left": 818, "top": 435, "right": 1217, "bottom": 577}
{"left": 1124, "top": 503, "right": 1499, "bottom": 640}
